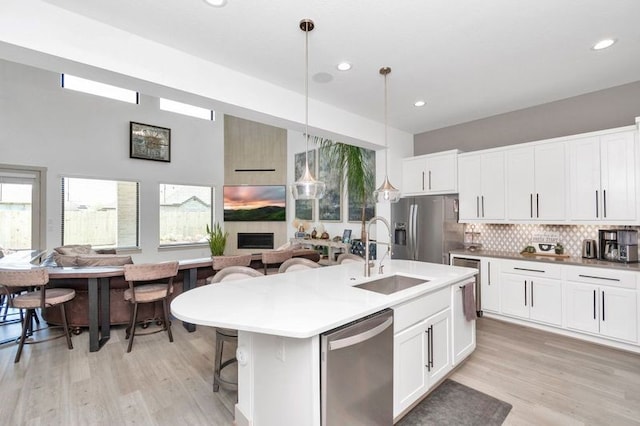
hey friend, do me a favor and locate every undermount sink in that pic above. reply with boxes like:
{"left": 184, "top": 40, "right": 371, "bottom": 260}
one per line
{"left": 354, "top": 275, "right": 428, "bottom": 295}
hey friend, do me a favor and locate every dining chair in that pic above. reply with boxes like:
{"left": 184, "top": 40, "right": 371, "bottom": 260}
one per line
{"left": 0, "top": 268, "right": 75, "bottom": 363}
{"left": 123, "top": 261, "right": 179, "bottom": 353}
{"left": 209, "top": 266, "right": 263, "bottom": 393}
{"left": 205, "top": 254, "right": 253, "bottom": 284}
{"left": 278, "top": 257, "right": 321, "bottom": 273}
{"left": 261, "top": 250, "right": 293, "bottom": 274}
{"left": 337, "top": 253, "right": 366, "bottom": 264}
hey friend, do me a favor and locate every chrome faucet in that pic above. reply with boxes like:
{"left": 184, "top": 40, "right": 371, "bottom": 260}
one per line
{"left": 364, "top": 216, "right": 393, "bottom": 277}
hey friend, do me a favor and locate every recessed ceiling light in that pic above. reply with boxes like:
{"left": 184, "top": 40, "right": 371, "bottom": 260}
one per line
{"left": 414, "top": 100, "right": 426, "bottom": 107}
{"left": 592, "top": 38, "right": 616, "bottom": 50}
{"left": 203, "top": 0, "right": 227, "bottom": 7}
{"left": 336, "top": 62, "right": 352, "bottom": 71}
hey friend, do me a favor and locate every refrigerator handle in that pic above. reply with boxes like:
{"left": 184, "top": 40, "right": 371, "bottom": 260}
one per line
{"left": 407, "top": 204, "right": 414, "bottom": 259}
{"left": 412, "top": 204, "right": 419, "bottom": 260}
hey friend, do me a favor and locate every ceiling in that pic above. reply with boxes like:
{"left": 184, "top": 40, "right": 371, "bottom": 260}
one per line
{"left": 43, "top": 0, "right": 640, "bottom": 134}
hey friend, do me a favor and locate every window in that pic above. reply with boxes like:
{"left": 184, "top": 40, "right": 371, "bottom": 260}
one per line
{"left": 0, "top": 166, "right": 44, "bottom": 251}
{"left": 159, "top": 98, "right": 214, "bottom": 121}
{"left": 159, "top": 184, "right": 213, "bottom": 246}
{"left": 61, "top": 74, "right": 139, "bottom": 104}
{"left": 62, "top": 177, "right": 139, "bottom": 249}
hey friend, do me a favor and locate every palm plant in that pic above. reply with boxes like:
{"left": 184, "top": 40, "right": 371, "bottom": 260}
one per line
{"left": 205, "top": 222, "right": 228, "bottom": 256}
{"left": 318, "top": 137, "right": 375, "bottom": 240}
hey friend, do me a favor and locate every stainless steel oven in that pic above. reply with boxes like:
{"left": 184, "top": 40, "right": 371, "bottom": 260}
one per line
{"left": 452, "top": 257, "right": 482, "bottom": 317}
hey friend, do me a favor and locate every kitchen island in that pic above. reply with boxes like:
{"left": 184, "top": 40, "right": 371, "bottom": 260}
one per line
{"left": 171, "top": 259, "right": 477, "bottom": 425}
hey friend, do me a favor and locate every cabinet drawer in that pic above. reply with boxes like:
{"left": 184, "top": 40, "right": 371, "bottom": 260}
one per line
{"left": 393, "top": 286, "right": 449, "bottom": 332}
{"left": 501, "top": 260, "right": 563, "bottom": 280}
{"left": 565, "top": 266, "right": 637, "bottom": 289}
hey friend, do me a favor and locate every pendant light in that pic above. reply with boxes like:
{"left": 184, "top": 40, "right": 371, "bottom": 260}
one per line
{"left": 373, "top": 67, "right": 401, "bottom": 203}
{"left": 291, "top": 19, "right": 326, "bottom": 200}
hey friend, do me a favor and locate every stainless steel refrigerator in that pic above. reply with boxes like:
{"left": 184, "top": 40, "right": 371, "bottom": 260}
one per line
{"left": 391, "top": 195, "right": 464, "bottom": 264}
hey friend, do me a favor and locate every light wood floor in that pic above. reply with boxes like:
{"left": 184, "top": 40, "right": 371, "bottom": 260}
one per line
{"left": 1, "top": 315, "right": 639, "bottom": 425}
{"left": 451, "top": 318, "right": 640, "bottom": 426}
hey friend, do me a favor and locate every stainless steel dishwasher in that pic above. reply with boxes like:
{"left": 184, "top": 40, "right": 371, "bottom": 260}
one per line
{"left": 320, "top": 308, "right": 393, "bottom": 426}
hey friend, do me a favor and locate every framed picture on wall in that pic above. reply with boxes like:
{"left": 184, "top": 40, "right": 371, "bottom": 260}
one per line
{"left": 130, "top": 121, "right": 171, "bottom": 162}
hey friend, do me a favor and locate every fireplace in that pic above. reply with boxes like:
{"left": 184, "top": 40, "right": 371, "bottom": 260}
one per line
{"left": 237, "top": 232, "right": 274, "bottom": 250}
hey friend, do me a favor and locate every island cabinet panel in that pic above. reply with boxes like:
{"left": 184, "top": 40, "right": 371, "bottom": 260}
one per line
{"left": 393, "top": 308, "right": 451, "bottom": 418}
{"left": 451, "top": 280, "right": 476, "bottom": 365}
{"left": 568, "top": 130, "right": 637, "bottom": 222}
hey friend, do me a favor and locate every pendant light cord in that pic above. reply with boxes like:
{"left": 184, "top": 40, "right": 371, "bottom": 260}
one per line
{"left": 304, "top": 21, "right": 310, "bottom": 168}
{"left": 384, "top": 71, "right": 388, "bottom": 173}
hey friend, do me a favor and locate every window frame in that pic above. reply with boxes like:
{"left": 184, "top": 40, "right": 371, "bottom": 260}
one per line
{"left": 0, "top": 164, "right": 46, "bottom": 251}
{"left": 61, "top": 175, "right": 140, "bottom": 250}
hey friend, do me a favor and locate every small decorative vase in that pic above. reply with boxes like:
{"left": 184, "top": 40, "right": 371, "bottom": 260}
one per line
{"left": 321, "top": 231, "right": 329, "bottom": 240}
{"left": 311, "top": 228, "right": 317, "bottom": 239}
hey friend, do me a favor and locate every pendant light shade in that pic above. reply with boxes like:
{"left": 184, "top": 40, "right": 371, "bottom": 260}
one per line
{"left": 374, "top": 67, "right": 401, "bottom": 203}
{"left": 292, "top": 19, "right": 325, "bottom": 200}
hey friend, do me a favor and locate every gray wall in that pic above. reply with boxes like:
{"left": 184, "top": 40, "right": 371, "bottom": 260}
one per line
{"left": 414, "top": 80, "right": 640, "bottom": 155}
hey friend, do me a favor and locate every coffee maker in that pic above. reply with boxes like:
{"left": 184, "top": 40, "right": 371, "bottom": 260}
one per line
{"left": 598, "top": 229, "right": 639, "bottom": 263}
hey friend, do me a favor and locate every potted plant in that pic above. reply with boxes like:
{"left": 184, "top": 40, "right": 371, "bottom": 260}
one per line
{"left": 205, "top": 222, "right": 228, "bottom": 256}
{"left": 319, "top": 137, "right": 375, "bottom": 241}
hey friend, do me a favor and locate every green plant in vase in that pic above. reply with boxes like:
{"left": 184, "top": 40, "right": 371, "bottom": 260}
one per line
{"left": 205, "top": 222, "right": 228, "bottom": 256}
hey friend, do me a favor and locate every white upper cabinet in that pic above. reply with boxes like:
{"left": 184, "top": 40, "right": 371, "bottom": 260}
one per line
{"left": 402, "top": 150, "right": 459, "bottom": 196}
{"left": 506, "top": 142, "right": 566, "bottom": 221}
{"left": 458, "top": 151, "right": 505, "bottom": 221}
{"left": 568, "top": 130, "right": 637, "bottom": 222}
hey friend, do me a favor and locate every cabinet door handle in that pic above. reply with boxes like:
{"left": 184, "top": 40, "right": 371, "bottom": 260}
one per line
{"left": 487, "top": 262, "right": 491, "bottom": 285}
{"left": 429, "top": 324, "right": 434, "bottom": 369}
{"left": 603, "top": 190, "right": 607, "bottom": 218}
{"left": 481, "top": 195, "right": 485, "bottom": 217}
{"left": 530, "top": 193, "right": 533, "bottom": 218}
{"left": 428, "top": 170, "right": 432, "bottom": 190}
{"left": 531, "top": 281, "right": 534, "bottom": 307}
{"left": 595, "top": 190, "right": 599, "bottom": 218}
{"left": 536, "top": 193, "right": 540, "bottom": 218}
{"left": 476, "top": 196, "right": 480, "bottom": 218}
{"left": 524, "top": 280, "right": 527, "bottom": 306}
{"left": 425, "top": 326, "right": 433, "bottom": 371}
{"left": 422, "top": 172, "right": 425, "bottom": 191}
{"left": 593, "top": 290, "right": 596, "bottom": 320}
{"left": 578, "top": 274, "right": 620, "bottom": 282}
{"left": 602, "top": 291, "right": 605, "bottom": 322}
{"left": 514, "top": 267, "right": 545, "bottom": 273}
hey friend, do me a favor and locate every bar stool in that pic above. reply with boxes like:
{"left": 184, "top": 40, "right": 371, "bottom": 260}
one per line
{"left": 209, "top": 266, "right": 263, "bottom": 392}
{"left": 278, "top": 257, "right": 321, "bottom": 273}
{"left": 0, "top": 268, "right": 75, "bottom": 363}
{"left": 123, "top": 261, "right": 179, "bottom": 353}
{"left": 261, "top": 250, "right": 293, "bottom": 274}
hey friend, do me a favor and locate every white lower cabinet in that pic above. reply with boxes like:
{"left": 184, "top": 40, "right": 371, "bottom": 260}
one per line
{"left": 481, "top": 258, "right": 500, "bottom": 313}
{"left": 393, "top": 308, "right": 451, "bottom": 417}
{"left": 565, "top": 267, "right": 638, "bottom": 343}
{"left": 452, "top": 282, "right": 476, "bottom": 364}
{"left": 500, "top": 268, "right": 563, "bottom": 326}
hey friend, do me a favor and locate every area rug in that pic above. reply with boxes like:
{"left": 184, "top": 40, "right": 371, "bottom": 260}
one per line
{"left": 396, "top": 379, "right": 512, "bottom": 426}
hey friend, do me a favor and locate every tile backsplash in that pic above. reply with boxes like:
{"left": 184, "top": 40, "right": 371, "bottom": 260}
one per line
{"left": 464, "top": 223, "right": 640, "bottom": 257}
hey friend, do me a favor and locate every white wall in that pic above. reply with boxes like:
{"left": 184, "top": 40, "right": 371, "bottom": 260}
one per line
{"left": 0, "top": 59, "right": 224, "bottom": 262}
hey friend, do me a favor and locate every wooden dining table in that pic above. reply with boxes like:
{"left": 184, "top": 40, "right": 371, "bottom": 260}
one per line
{"left": 1, "top": 257, "right": 213, "bottom": 352}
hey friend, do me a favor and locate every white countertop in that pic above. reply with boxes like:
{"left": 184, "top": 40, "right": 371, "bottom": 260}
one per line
{"left": 170, "top": 259, "right": 476, "bottom": 339}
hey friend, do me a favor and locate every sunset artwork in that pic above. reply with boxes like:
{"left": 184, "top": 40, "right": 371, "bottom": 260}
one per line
{"left": 223, "top": 185, "right": 286, "bottom": 221}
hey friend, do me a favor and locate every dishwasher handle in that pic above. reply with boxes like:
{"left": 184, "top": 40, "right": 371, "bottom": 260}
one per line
{"left": 328, "top": 317, "right": 393, "bottom": 351}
